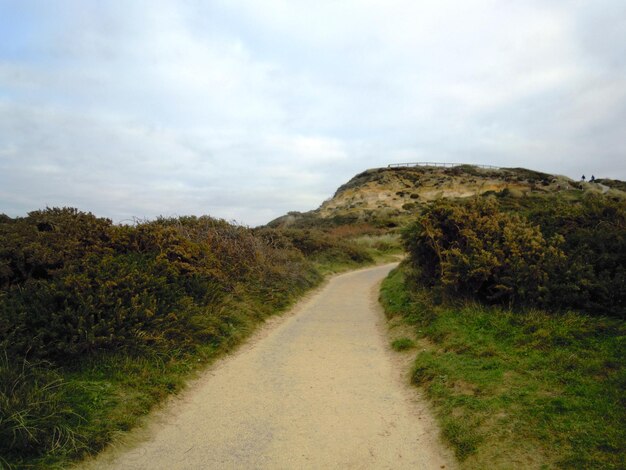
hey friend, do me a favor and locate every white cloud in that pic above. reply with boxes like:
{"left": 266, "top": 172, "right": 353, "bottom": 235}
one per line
{"left": 1, "top": 0, "right": 625, "bottom": 225}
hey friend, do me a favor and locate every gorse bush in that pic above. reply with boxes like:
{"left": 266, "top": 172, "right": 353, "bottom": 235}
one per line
{"left": 403, "top": 198, "right": 565, "bottom": 306}
{"left": 527, "top": 194, "right": 626, "bottom": 316}
{"left": 403, "top": 196, "right": 626, "bottom": 317}
{"left": 0, "top": 209, "right": 319, "bottom": 362}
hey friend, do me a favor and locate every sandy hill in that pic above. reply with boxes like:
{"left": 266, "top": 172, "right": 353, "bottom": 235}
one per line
{"left": 269, "top": 164, "right": 626, "bottom": 229}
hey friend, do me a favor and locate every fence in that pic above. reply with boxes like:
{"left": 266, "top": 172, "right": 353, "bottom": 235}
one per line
{"left": 387, "top": 162, "right": 500, "bottom": 170}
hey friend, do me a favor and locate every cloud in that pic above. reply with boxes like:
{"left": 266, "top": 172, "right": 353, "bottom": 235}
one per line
{"left": 1, "top": 0, "right": 625, "bottom": 225}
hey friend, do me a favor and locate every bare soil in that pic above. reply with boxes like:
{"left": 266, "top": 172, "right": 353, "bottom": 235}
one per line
{"left": 79, "top": 264, "right": 454, "bottom": 469}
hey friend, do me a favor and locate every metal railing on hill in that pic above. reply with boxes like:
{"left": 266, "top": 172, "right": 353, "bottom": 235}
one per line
{"left": 388, "top": 162, "right": 500, "bottom": 169}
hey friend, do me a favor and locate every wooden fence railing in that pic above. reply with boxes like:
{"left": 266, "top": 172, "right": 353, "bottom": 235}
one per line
{"left": 387, "top": 162, "right": 500, "bottom": 169}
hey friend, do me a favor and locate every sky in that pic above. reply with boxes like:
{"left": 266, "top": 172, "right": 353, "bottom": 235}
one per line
{"left": 1, "top": 0, "right": 625, "bottom": 226}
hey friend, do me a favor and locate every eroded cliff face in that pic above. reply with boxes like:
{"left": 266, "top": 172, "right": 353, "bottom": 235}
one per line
{"left": 268, "top": 164, "right": 625, "bottom": 228}
{"left": 317, "top": 165, "right": 577, "bottom": 217}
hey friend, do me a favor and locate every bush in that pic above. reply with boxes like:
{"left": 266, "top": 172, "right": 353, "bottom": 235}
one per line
{"left": 403, "top": 198, "right": 564, "bottom": 306}
{"left": 526, "top": 194, "right": 626, "bottom": 316}
{"left": 0, "top": 209, "right": 320, "bottom": 362}
{"left": 403, "top": 196, "right": 625, "bottom": 317}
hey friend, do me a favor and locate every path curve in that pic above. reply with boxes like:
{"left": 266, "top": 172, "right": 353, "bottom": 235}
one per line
{"left": 83, "top": 263, "right": 453, "bottom": 469}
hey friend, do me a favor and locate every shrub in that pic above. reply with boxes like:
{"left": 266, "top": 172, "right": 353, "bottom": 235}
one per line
{"left": 403, "top": 196, "right": 626, "bottom": 317}
{"left": 527, "top": 194, "right": 626, "bottom": 316}
{"left": 403, "top": 199, "right": 563, "bottom": 306}
{"left": 0, "top": 209, "right": 321, "bottom": 362}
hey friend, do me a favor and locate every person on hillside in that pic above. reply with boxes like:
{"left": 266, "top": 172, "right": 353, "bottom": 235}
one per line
{"left": 582, "top": 175, "right": 586, "bottom": 181}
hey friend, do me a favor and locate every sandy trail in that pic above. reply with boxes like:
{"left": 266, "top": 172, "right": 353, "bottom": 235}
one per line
{"left": 82, "top": 263, "right": 454, "bottom": 469}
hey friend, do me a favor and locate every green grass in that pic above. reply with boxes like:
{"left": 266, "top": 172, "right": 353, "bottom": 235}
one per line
{"left": 311, "top": 234, "right": 402, "bottom": 276}
{"left": 380, "top": 266, "right": 626, "bottom": 469}
{"left": 0, "top": 355, "right": 84, "bottom": 469}
{"left": 352, "top": 233, "right": 402, "bottom": 253}
{"left": 311, "top": 257, "right": 371, "bottom": 276}
{"left": 391, "top": 338, "right": 415, "bottom": 351}
{"left": 52, "top": 346, "right": 221, "bottom": 466}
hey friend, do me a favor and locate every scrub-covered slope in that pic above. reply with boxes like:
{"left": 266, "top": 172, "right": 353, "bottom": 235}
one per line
{"left": 269, "top": 164, "right": 625, "bottom": 229}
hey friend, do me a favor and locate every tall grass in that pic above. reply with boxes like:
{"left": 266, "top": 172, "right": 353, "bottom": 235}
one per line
{"left": 0, "top": 353, "right": 84, "bottom": 468}
{"left": 353, "top": 233, "right": 402, "bottom": 254}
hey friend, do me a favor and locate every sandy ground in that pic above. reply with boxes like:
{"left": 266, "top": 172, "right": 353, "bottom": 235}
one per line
{"left": 80, "top": 263, "right": 454, "bottom": 469}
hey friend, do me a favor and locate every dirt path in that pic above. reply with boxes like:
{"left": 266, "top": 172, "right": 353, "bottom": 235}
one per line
{"left": 597, "top": 182, "right": 610, "bottom": 194}
{"left": 82, "top": 263, "right": 454, "bottom": 469}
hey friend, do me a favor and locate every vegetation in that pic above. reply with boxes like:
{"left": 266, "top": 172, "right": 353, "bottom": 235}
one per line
{"left": 390, "top": 337, "right": 415, "bottom": 351}
{"left": 403, "top": 194, "right": 625, "bottom": 317}
{"left": 274, "top": 165, "right": 613, "bottom": 234}
{"left": 0, "top": 207, "right": 384, "bottom": 468}
{"left": 381, "top": 267, "right": 625, "bottom": 469}
{"left": 596, "top": 178, "right": 626, "bottom": 192}
{"left": 1, "top": 355, "right": 82, "bottom": 468}
{"left": 382, "top": 191, "right": 626, "bottom": 468}
{"left": 2, "top": 166, "right": 624, "bottom": 468}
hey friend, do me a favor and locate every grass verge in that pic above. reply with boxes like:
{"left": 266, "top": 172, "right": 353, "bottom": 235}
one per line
{"left": 380, "top": 265, "right": 626, "bottom": 469}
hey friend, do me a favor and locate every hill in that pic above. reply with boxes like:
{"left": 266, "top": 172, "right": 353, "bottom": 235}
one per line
{"left": 268, "top": 164, "right": 626, "bottom": 229}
